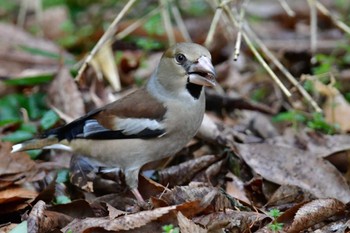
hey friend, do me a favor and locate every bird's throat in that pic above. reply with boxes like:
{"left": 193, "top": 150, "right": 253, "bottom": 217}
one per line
{"left": 186, "top": 82, "right": 203, "bottom": 99}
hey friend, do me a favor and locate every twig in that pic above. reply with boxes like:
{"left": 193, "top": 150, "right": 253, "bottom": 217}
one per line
{"left": 75, "top": 0, "right": 137, "bottom": 82}
{"left": 115, "top": 6, "right": 161, "bottom": 40}
{"left": 160, "top": 0, "right": 176, "bottom": 45}
{"left": 307, "top": 0, "right": 317, "bottom": 55}
{"left": 316, "top": 1, "right": 350, "bottom": 35}
{"left": 243, "top": 23, "right": 323, "bottom": 112}
{"left": 233, "top": 0, "right": 250, "bottom": 61}
{"left": 278, "top": 0, "right": 296, "bottom": 17}
{"left": 170, "top": 1, "right": 192, "bottom": 42}
{"left": 204, "top": 2, "right": 223, "bottom": 47}
{"left": 221, "top": 3, "right": 292, "bottom": 98}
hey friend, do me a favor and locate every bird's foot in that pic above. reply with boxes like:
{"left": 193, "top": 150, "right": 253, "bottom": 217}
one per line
{"left": 131, "top": 188, "right": 152, "bottom": 210}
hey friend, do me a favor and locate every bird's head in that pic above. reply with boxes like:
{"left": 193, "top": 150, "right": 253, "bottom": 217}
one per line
{"left": 156, "top": 43, "right": 216, "bottom": 98}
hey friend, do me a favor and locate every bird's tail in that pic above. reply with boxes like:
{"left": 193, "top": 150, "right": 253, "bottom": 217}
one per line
{"left": 11, "top": 136, "right": 69, "bottom": 153}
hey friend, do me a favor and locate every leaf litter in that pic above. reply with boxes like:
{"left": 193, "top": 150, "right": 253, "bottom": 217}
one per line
{"left": 2, "top": 1, "right": 350, "bottom": 232}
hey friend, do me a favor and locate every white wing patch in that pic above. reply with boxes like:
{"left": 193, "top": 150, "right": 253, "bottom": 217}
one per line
{"left": 83, "top": 119, "right": 109, "bottom": 137}
{"left": 116, "top": 118, "right": 164, "bottom": 135}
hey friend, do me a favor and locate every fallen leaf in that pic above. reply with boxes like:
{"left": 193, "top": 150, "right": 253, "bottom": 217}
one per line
{"left": 193, "top": 209, "right": 269, "bottom": 232}
{"left": 177, "top": 211, "right": 206, "bottom": 233}
{"left": 48, "top": 67, "right": 85, "bottom": 121}
{"left": 287, "top": 199, "right": 345, "bottom": 233}
{"left": 235, "top": 143, "right": 350, "bottom": 203}
{"left": 62, "top": 205, "right": 177, "bottom": 232}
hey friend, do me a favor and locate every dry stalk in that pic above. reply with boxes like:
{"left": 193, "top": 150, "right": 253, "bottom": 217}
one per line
{"left": 221, "top": 2, "right": 292, "bottom": 98}
{"left": 233, "top": 0, "right": 249, "bottom": 61}
{"left": 170, "top": 1, "right": 192, "bottom": 42}
{"left": 307, "top": 0, "right": 317, "bottom": 54}
{"left": 316, "top": 1, "right": 350, "bottom": 35}
{"left": 278, "top": 0, "right": 296, "bottom": 17}
{"left": 243, "top": 23, "right": 322, "bottom": 112}
{"left": 160, "top": 0, "right": 176, "bottom": 45}
{"left": 204, "top": 1, "right": 224, "bottom": 47}
{"left": 75, "top": 0, "right": 137, "bottom": 82}
{"left": 115, "top": 6, "right": 161, "bottom": 40}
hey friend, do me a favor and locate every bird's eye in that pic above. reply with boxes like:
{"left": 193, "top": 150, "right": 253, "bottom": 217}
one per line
{"left": 175, "top": 53, "right": 186, "bottom": 64}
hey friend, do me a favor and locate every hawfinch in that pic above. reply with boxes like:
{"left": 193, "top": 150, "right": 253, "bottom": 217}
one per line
{"left": 12, "top": 42, "right": 217, "bottom": 204}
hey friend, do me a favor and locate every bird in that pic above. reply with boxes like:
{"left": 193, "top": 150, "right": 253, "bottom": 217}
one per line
{"left": 12, "top": 42, "right": 217, "bottom": 205}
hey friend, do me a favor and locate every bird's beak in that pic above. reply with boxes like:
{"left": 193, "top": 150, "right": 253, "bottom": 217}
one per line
{"left": 188, "top": 56, "right": 216, "bottom": 87}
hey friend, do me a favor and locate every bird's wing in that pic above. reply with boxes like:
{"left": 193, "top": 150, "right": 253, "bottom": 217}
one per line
{"left": 47, "top": 88, "right": 167, "bottom": 141}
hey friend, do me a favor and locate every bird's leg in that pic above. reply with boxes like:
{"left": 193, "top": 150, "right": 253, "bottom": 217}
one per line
{"left": 131, "top": 188, "right": 145, "bottom": 204}
{"left": 125, "top": 168, "right": 149, "bottom": 208}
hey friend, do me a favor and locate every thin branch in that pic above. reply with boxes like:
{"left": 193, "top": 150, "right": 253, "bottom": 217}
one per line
{"left": 170, "top": 1, "right": 192, "bottom": 42}
{"left": 307, "top": 0, "right": 317, "bottom": 54}
{"left": 278, "top": 0, "right": 296, "bottom": 17}
{"left": 243, "top": 23, "right": 322, "bottom": 112}
{"left": 221, "top": 3, "right": 292, "bottom": 98}
{"left": 75, "top": 0, "right": 137, "bottom": 82}
{"left": 160, "top": 0, "right": 176, "bottom": 46}
{"left": 233, "top": 0, "right": 249, "bottom": 61}
{"left": 316, "top": 1, "right": 350, "bottom": 35}
{"left": 204, "top": 5, "right": 223, "bottom": 48}
{"left": 115, "top": 6, "right": 161, "bottom": 40}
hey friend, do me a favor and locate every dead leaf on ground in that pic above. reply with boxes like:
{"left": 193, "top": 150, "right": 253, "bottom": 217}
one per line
{"left": 157, "top": 154, "right": 221, "bottom": 188}
{"left": 48, "top": 67, "right": 85, "bottom": 121}
{"left": 193, "top": 209, "right": 269, "bottom": 232}
{"left": 27, "top": 200, "right": 73, "bottom": 233}
{"left": 235, "top": 143, "right": 350, "bottom": 203}
{"left": 0, "top": 22, "right": 72, "bottom": 78}
{"left": 286, "top": 198, "right": 345, "bottom": 233}
{"left": 177, "top": 211, "right": 206, "bottom": 233}
{"left": 313, "top": 78, "right": 350, "bottom": 132}
{"left": 0, "top": 142, "right": 36, "bottom": 176}
{"left": 62, "top": 205, "right": 177, "bottom": 232}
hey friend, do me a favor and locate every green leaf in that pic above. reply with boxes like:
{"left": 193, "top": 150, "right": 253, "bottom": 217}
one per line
{"left": 24, "top": 93, "right": 47, "bottom": 120}
{"left": 0, "top": 94, "right": 25, "bottom": 121}
{"left": 9, "top": 221, "right": 27, "bottom": 233}
{"left": 26, "top": 150, "right": 42, "bottom": 160}
{"left": 2, "top": 130, "right": 33, "bottom": 143}
{"left": 54, "top": 195, "right": 71, "bottom": 204}
{"left": 0, "top": 119, "right": 21, "bottom": 127}
{"left": 40, "top": 110, "right": 60, "bottom": 130}
{"left": 56, "top": 169, "right": 69, "bottom": 183}
{"left": 272, "top": 111, "right": 306, "bottom": 123}
{"left": 3, "top": 74, "right": 54, "bottom": 86}
{"left": 143, "top": 14, "right": 164, "bottom": 35}
{"left": 20, "top": 123, "right": 37, "bottom": 134}
{"left": 268, "top": 209, "right": 282, "bottom": 218}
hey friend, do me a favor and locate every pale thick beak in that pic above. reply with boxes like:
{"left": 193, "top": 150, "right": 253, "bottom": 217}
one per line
{"left": 188, "top": 56, "right": 216, "bottom": 87}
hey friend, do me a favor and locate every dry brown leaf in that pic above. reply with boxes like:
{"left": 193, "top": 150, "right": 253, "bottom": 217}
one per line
{"left": 177, "top": 211, "right": 206, "bottom": 233}
{"left": 287, "top": 199, "right": 345, "bottom": 233}
{"left": 0, "top": 22, "right": 70, "bottom": 77}
{"left": 161, "top": 183, "right": 218, "bottom": 205}
{"left": 106, "top": 202, "right": 127, "bottom": 219}
{"left": 62, "top": 205, "right": 177, "bottom": 232}
{"left": 93, "top": 42, "right": 121, "bottom": 91}
{"left": 27, "top": 200, "right": 73, "bottom": 233}
{"left": 48, "top": 199, "right": 95, "bottom": 219}
{"left": 225, "top": 172, "right": 250, "bottom": 203}
{"left": 48, "top": 67, "right": 85, "bottom": 121}
{"left": 268, "top": 129, "right": 350, "bottom": 158}
{"left": 314, "top": 79, "right": 350, "bottom": 132}
{"left": 0, "top": 186, "right": 37, "bottom": 205}
{"left": 0, "top": 142, "right": 36, "bottom": 176}
{"left": 193, "top": 209, "right": 269, "bottom": 232}
{"left": 266, "top": 185, "right": 315, "bottom": 208}
{"left": 314, "top": 219, "right": 350, "bottom": 233}
{"left": 235, "top": 143, "right": 350, "bottom": 203}
{"left": 157, "top": 155, "right": 221, "bottom": 188}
